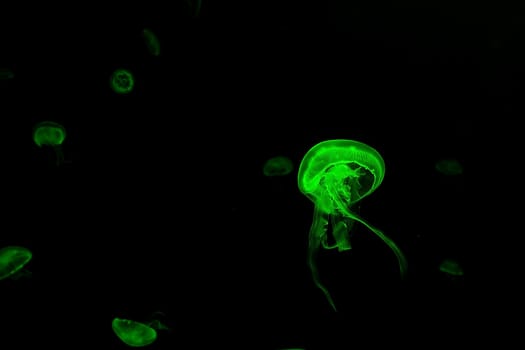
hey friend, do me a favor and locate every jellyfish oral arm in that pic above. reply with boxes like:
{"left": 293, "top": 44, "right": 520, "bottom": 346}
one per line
{"left": 308, "top": 205, "right": 338, "bottom": 312}
{"left": 338, "top": 206, "right": 408, "bottom": 279}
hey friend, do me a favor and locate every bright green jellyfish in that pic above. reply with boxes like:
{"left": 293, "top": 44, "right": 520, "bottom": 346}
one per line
{"left": 435, "top": 158, "right": 463, "bottom": 176}
{"left": 439, "top": 258, "right": 464, "bottom": 276}
{"left": 112, "top": 313, "right": 171, "bottom": 347}
{"left": 263, "top": 156, "right": 294, "bottom": 176}
{"left": 110, "top": 68, "right": 135, "bottom": 94}
{"left": 298, "top": 139, "right": 408, "bottom": 311}
{"left": 32, "top": 121, "right": 67, "bottom": 166}
{"left": 142, "top": 28, "right": 160, "bottom": 57}
{"left": 0, "top": 246, "right": 32, "bottom": 281}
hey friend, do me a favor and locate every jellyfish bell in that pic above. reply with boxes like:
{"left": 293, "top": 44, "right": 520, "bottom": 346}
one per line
{"left": 112, "top": 317, "right": 158, "bottom": 347}
{"left": 263, "top": 156, "right": 294, "bottom": 177}
{"left": 32, "top": 121, "right": 68, "bottom": 166}
{"left": 0, "top": 246, "right": 33, "bottom": 281}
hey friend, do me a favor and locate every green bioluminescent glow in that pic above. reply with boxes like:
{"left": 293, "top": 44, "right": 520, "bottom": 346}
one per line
{"left": 263, "top": 156, "right": 294, "bottom": 176}
{"left": 439, "top": 258, "right": 464, "bottom": 276}
{"left": 0, "top": 68, "right": 14, "bottom": 80}
{"left": 435, "top": 158, "right": 463, "bottom": 176}
{"left": 112, "top": 313, "right": 171, "bottom": 347}
{"left": 298, "top": 139, "right": 407, "bottom": 311}
{"left": 142, "top": 28, "right": 160, "bottom": 57}
{"left": 0, "top": 246, "right": 32, "bottom": 281}
{"left": 32, "top": 121, "right": 67, "bottom": 166}
{"left": 110, "top": 68, "right": 135, "bottom": 94}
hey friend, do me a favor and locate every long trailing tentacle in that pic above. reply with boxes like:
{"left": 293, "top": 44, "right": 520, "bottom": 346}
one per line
{"left": 308, "top": 205, "right": 338, "bottom": 311}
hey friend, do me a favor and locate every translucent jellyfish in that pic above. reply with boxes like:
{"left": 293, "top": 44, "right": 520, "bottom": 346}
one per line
{"left": 439, "top": 258, "right": 464, "bottom": 276}
{"left": 0, "top": 68, "right": 14, "bottom": 80}
{"left": 32, "top": 121, "right": 67, "bottom": 166}
{"left": 0, "top": 246, "right": 32, "bottom": 281}
{"left": 110, "top": 68, "right": 135, "bottom": 94}
{"left": 298, "top": 139, "right": 408, "bottom": 311}
{"left": 263, "top": 156, "right": 294, "bottom": 176}
{"left": 112, "top": 312, "right": 171, "bottom": 347}
{"left": 435, "top": 158, "right": 463, "bottom": 176}
{"left": 142, "top": 28, "right": 160, "bottom": 57}
{"left": 183, "top": 0, "right": 202, "bottom": 17}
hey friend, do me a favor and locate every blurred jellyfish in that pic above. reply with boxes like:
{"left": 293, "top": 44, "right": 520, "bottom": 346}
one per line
{"left": 110, "top": 68, "right": 135, "bottom": 94}
{"left": 263, "top": 156, "right": 294, "bottom": 176}
{"left": 0, "top": 246, "right": 32, "bottom": 281}
{"left": 184, "top": 0, "right": 202, "bottom": 17}
{"left": 142, "top": 28, "right": 160, "bottom": 57}
{"left": 32, "top": 121, "right": 67, "bottom": 166}
{"left": 439, "top": 258, "right": 464, "bottom": 276}
{"left": 0, "top": 68, "right": 14, "bottom": 80}
{"left": 435, "top": 158, "right": 463, "bottom": 176}
{"left": 112, "top": 312, "right": 171, "bottom": 347}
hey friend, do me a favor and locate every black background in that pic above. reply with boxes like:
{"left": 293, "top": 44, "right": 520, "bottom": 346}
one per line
{"left": 0, "top": 0, "right": 505, "bottom": 348}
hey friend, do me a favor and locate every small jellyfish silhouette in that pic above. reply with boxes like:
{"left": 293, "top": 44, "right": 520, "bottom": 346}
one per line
{"left": 112, "top": 313, "right": 171, "bottom": 347}
{"left": 0, "top": 68, "right": 14, "bottom": 80}
{"left": 110, "top": 68, "right": 135, "bottom": 94}
{"left": 142, "top": 28, "right": 160, "bottom": 57}
{"left": 435, "top": 158, "right": 463, "bottom": 176}
{"left": 298, "top": 139, "right": 407, "bottom": 311}
{"left": 32, "top": 121, "right": 67, "bottom": 166}
{"left": 439, "top": 258, "right": 464, "bottom": 276}
{"left": 263, "top": 156, "right": 294, "bottom": 176}
{"left": 183, "top": 0, "right": 202, "bottom": 17}
{"left": 0, "top": 246, "right": 32, "bottom": 281}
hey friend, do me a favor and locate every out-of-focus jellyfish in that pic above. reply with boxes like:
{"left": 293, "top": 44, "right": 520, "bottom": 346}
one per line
{"left": 435, "top": 158, "right": 463, "bottom": 176}
{"left": 112, "top": 312, "right": 171, "bottom": 347}
{"left": 183, "top": 0, "right": 202, "bottom": 17}
{"left": 0, "top": 246, "right": 32, "bottom": 281}
{"left": 110, "top": 68, "right": 135, "bottom": 94}
{"left": 0, "top": 68, "right": 14, "bottom": 80}
{"left": 263, "top": 156, "right": 294, "bottom": 176}
{"left": 32, "top": 121, "right": 67, "bottom": 166}
{"left": 142, "top": 28, "right": 160, "bottom": 57}
{"left": 298, "top": 139, "right": 408, "bottom": 311}
{"left": 439, "top": 258, "right": 464, "bottom": 276}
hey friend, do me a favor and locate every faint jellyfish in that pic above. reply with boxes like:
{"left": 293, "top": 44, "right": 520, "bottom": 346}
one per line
{"left": 112, "top": 312, "right": 171, "bottom": 347}
{"left": 110, "top": 68, "right": 135, "bottom": 94}
{"left": 142, "top": 28, "right": 160, "bottom": 57}
{"left": 298, "top": 139, "right": 408, "bottom": 311}
{"left": 183, "top": 0, "right": 202, "bottom": 18}
{"left": 435, "top": 158, "right": 463, "bottom": 176}
{"left": 0, "top": 68, "right": 14, "bottom": 80}
{"left": 439, "top": 258, "right": 464, "bottom": 276}
{"left": 263, "top": 156, "right": 294, "bottom": 176}
{"left": 32, "top": 121, "right": 67, "bottom": 166}
{"left": 0, "top": 246, "right": 32, "bottom": 281}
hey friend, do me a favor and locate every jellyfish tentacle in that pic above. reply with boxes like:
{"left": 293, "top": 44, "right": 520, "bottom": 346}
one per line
{"left": 337, "top": 205, "right": 408, "bottom": 279}
{"left": 331, "top": 214, "right": 352, "bottom": 252}
{"left": 308, "top": 205, "right": 337, "bottom": 312}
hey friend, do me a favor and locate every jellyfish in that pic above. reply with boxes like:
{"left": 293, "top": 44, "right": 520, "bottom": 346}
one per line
{"left": 142, "top": 28, "right": 160, "bottom": 57}
{"left": 32, "top": 121, "right": 67, "bottom": 166}
{"left": 110, "top": 68, "right": 135, "bottom": 94}
{"left": 0, "top": 68, "right": 14, "bottom": 80}
{"left": 0, "top": 246, "right": 32, "bottom": 281}
{"left": 263, "top": 156, "right": 294, "bottom": 176}
{"left": 297, "top": 139, "right": 408, "bottom": 311}
{"left": 435, "top": 158, "right": 463, "bottom": 176}
{"left": 112, "top": 312, "right": 171, "bottom": 347}
{"left": 183, "top": 0, "right": 202, "bottom": 17}
{"left": 439, "top": 258, "right": 464, "bottom": 276}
